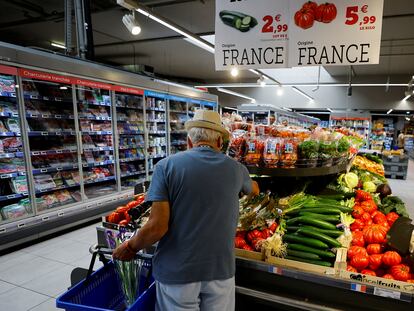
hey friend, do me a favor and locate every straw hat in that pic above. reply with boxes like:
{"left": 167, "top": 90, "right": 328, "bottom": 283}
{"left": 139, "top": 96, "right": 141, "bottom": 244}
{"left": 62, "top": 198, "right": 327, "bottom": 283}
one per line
{"left": 185, "top": 110, "right": 229, "bottom": 140}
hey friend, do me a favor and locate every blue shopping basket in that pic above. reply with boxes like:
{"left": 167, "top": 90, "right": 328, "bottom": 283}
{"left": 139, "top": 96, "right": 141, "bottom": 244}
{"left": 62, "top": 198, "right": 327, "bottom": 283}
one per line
{"left": 57, "top": 245, "right": 155, "bottom": 311}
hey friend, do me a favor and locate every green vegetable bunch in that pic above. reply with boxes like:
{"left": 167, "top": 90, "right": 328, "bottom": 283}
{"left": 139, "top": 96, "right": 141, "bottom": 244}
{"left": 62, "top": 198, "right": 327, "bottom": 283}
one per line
{"left": 319, "top": 141, "right": 336, "bottom": 160}
{"left": 298, "top": 140, "right": 319, "bottom": 159}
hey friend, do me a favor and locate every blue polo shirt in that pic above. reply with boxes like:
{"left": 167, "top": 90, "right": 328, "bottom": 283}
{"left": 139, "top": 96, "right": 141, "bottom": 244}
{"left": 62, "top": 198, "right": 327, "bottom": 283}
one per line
{"left": 146, "top": 146, "right": 252, "bottom": 284}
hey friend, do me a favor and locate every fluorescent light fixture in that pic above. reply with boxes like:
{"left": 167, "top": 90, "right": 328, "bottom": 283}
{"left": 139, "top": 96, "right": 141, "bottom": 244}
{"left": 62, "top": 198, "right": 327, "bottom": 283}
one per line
{"left": 230, "top": 68, "right": 239, "bottom": 77}
{"left": 216, "top": 88, "right": 255, "bottom": 102}
{"left": 327, "top": 108, "right": 333, "bottom": 112}
{"left": 403, "top": 94, "right": 412, "bottom": 101}
{"left": 195, "top": 83, "right": 410, "bottom": 88}
{"left": 59, "top": 86, "right": 68, "bottom": 90}
{"left": 407, "top": 111, "right": 411, "bottom": 114}
{"left": 223, "top": 106, "right": 238, "bottom": 111}
{"left": 249, "top": 69, "right": 260, "bottom": 75}
{"left": 136, "top": 8, "right": 215, "bottom": 53}
{"left": 387, "top": 109, "right": 393, "bottom": 114}
{"left": 276, "top": 87, "right": 284, "bottom": 96}
{"left": 406, "top": 117, "right": 411, "bottom": 121}
{"left": 122, "top": 12, "right": 141, "bottom": 35}
{"left": 153, "top": 78, "right": 201, "bottom": 91}
{"left": 291, "top": 86, "right": 314, "bottom": 101}
{"left": 282, "top": 107, "right": 293, "bottom": 112}
{"left": 51, "top": 42, "right": 66, "bottom": 49}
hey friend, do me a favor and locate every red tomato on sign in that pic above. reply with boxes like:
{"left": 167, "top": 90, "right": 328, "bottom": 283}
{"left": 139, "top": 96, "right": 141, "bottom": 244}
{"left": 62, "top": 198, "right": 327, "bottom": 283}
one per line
{"left": 294, "top": 9, "right": 315, "bottom": 29}
{"left": 302, "top": 1, "right": 318, "bottom": 12}
{"left": 315, "top": 3, "right": 337, "bottom": 23}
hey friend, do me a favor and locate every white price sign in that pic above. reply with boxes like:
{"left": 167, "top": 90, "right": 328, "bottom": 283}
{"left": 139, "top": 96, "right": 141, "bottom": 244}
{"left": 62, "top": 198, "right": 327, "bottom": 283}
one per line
{"left": 215, "top": 0, "right": 289, "bottom": 70}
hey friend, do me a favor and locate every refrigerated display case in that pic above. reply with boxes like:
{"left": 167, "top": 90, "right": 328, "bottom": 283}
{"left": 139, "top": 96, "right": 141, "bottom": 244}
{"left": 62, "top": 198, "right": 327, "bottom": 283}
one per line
{"left": 0, "top": 67, "right": 32, "bottom": 223}
{"left": 145, "top": 91, "right": 167, "bottom": 175}
{"left": 168, "top": 95, "right": 189, "bottom": 155}
{"left": 114, "top": 87, "right": 146, "bottom": 190}
{"left": 75, "top": 81, "right": 117, "bottom": 199}
{"left": 188, "top": 98, "right": 202, "bottom": 117}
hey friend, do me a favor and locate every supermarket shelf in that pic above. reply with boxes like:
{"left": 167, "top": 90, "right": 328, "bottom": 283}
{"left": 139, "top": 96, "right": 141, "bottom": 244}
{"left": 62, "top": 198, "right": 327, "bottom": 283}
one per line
{"left": 36, "top": 184, "right": 80, "bottom": 194}
{"left": 28, "top": 131, "right": 76, "bottom": 136}
{"left": 149, "top": 144, "right": 167, "bottom": 147}
{"left": 247, "top": 161, "right": 348, "bottom": 177}
{"left": 145, "top": 107, "right": 165, "bottom": 112}
{"left": 169, "top": 110, "right": 187, "bottom": 114}
{"left": 0, "top": 93, "right": 17, "bottom": 99}
{"left": 147, "top": 119, "right": 166, "bottom": 123}
{"left": 79, "top": 100, "right": 111, "bottom": 107}
{"left": 0, "top": 132, "right": 19, "bottom": 137}
{"left": 83, "top": 160, "right": 115, "bottom": 168}
{"left": 84, "top": 176, "right": 115, "bottom": 185}
{"left": 0, "top": 112, "right": 18, "bottom": 117}
{"left": 148, "top": 131, "right": 166, "bottom": 135}
{"left": 171, "top": 142, "right": 187, "bottom": 146}
{"left": 31, "top": 149, "right": 77, "bottom": 156}
{"left": 0, "top": 171, "right": 25, "bottom": 179}
{"left": 83, "top": 146, "right": 113, "bottom": 152}
{"left": 171, "top": 131, "right": 186, "bottom": 134}
{"left": 0, "top": 152, "right": 24, "bottom": 158}
{"left": 24, "top": 95, "right": 73, "bottom": 103}
{"left": 149, "top": 154, "right": 166, "bottom": 159}
{"left": 119, "top": 157, "right": 145, "bottom": 163}
{"left": 121, "top": 171, "right": 146, "bottom": 178}
{"left": 119, "top": 144, "right": 144, "bottom": 150}
{"left": 32, "top": 165, "right": 78, "bottom": 175}
{"left": 117, "top": 118, "right": 144, "bottom": 122}
{"left": 170, "top": 120, "right": 185, "bottom": 123}
{"left": 79, "top": 116, "right": 112, "bottom": 121}
{"left": 116, "top": 105, "right": 144, "bottom": 110}
{"left": 0, "top": 192, "right": 28, "bottom": 202}
{"left": 119, "top": 130, "right": 144, "bottom": 135}
{"left": 81, "top": 131, "right": 112, "bottom": 135}
{"left": 26, "top": 113, "right": 74, "bottom": 120}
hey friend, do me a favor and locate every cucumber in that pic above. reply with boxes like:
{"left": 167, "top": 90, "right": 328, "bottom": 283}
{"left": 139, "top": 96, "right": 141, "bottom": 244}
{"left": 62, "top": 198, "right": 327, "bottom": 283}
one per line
{"left": 240, "top": 24, "right": 250, "bottom": 32}
{"left": 220, "top": 15, "right": 242, "bottom": 29}
{"left": 285, "top": 256, "right": 333, "bottom": 267}
{"left": 286, "top": 226, "right": 301, "bottom": 232}
{"left": 287, "top": 249, "right": 321, "bottom": 260}
{"left": 300, "top": 226, "right": 343, "bottom": 238}
{"left": 299, "top": 208, "right": 343, "bottom": 215}
{"left": 287, "top": 243, "right": 336, "bottom": 258}
{"left": 283, "top": 234, "right": 328, "bottom": 249}
{"left": 303, "top": 203, "right": 353, "bottom": 213}
{"left": 297, "top": 227, "right": 342, "bottom": 248}
{"left": 250, "top": 16, "right": 258, "bottom": 27}
{"left": 242, "top": 16, "right": 252, "bottom": 25}
{"left": 219, "top": 10, "right": 247, "bottom": 19}
{"left": 298, "top": 212, "right": 340, "bottom": 223}
{"left": 286, "top": 216, "right": 337, "bottom": 230}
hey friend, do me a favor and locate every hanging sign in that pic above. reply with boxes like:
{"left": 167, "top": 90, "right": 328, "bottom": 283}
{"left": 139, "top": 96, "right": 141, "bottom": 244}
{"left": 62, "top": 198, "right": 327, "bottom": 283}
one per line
{"left": 0, "top": 65, "right": 17, "bottom": 76}
{"left": 74, "top": 78, "right": 112, "bottom": 90}
{"left": 18, "top": 69, "right": 73, "bottom": 84}
{"left": 288, "top": 0, "right": 384, "bottom": 67}
{"left": 112, "top": 85, "right": 144, "bottom": 95}
{"left": 215, "top": 0, "right": 289, "bottom": 70}
{"left": 214, "top": 0, "right": 384, "bottom": 70}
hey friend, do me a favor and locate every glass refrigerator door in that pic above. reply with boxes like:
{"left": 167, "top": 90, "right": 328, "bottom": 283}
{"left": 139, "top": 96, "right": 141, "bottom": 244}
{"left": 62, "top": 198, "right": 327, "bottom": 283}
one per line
{"left": 22, "top": 79, "right": 81, "bottom": 213}
{"left": 202, "top": 102, "right": 215, "bottom": 111}
{"left": 0, "top": 74, "right": 32, "bottom": 223}
{"left": 169, "top": 99, "right": 189, "bottom": 155}
{"left": 115, "top": 92, "right": 146, "bottom": 190}
{"left": 188, "top": 101, "right": 201, "bottom": 117}
{"left": 145, "top": 94, "right": 167, "bottom": 175}
{"left": 76, "top": 86, "right": 117, "bottom": 199}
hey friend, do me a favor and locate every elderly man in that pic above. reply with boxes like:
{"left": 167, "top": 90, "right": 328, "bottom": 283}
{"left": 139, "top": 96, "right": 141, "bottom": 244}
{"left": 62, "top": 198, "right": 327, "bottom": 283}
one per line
{"left": 113, "top": 110, "right": 259, "bottom": 310}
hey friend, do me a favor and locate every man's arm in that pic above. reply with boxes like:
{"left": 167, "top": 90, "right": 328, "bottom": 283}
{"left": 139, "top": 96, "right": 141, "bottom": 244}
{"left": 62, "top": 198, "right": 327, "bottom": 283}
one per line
{"left": 113, "top": 201, "right": 170, "bottom": 261}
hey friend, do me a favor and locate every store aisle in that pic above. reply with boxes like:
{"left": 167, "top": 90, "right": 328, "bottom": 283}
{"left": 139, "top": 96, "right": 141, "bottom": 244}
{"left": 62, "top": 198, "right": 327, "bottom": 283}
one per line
{"left": 388, "top": 159, "right": 414, "bottom": 219}
{"left": 0, "top": 221, "right": 102, "bottom": 311}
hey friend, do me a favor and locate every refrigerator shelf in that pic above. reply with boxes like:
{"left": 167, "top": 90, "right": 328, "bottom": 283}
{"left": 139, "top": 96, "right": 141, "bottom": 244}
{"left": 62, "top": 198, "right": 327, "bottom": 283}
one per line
{"left": 119, "top": 157, "right": 145, "bottom": 163}
{"left": 32, "top": 165, "right": 79, "bottom": 175}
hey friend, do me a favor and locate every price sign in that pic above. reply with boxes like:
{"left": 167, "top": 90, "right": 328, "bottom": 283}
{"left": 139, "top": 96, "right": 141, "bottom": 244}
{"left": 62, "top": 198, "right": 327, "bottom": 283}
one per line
{"left": 288, "top": 0, "right": 384, "bottom": 67}
{"left": 215, "top": 0, "right": 289, "bottom": 70}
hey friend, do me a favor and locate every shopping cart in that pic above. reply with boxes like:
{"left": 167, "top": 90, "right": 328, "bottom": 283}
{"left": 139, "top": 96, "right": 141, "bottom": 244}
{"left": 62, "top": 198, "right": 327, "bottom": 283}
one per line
{"left": 56, "top": 244, "right": 155, "bottom": 311}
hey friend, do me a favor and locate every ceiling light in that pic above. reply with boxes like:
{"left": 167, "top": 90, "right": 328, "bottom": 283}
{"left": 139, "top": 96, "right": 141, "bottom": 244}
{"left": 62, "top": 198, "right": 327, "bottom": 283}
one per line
{"left": 59, "top": 86, "right": 68, "bottom": 90}
{"left": 407, "top": 111, "right": 411, "bottom": 114}
{"left": 122, "top": 12, "right": 141, "bottom": 35}
{"left": 282, "top": 107, "right": 292, "bottom": 112}
{"left": 406, "top": 117, "right": 411, "bottom": 121}
{"left": 276, "top": 87, "right": 284, "bottom": 96}
{"left": 291, "top": 86, "right": 314, "bottom": 101}
{"left": 51, "top": 42, "right": 66, "bottom": 50}
{"left": 387, "top": 109, "right": 393, "bottom": 114}
{"left": 216, "top": 88, "right": 255, "bottom": 102}
{"left": 136, "top": 7, "right": 215, "bottom": 53}
{"left": 230, "top": 68, "right": 239, "bottom": 77}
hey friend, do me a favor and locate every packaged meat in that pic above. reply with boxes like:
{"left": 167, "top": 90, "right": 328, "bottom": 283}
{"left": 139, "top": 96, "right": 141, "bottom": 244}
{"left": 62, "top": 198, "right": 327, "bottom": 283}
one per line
{"left": 55, "top": 190, "right": 74, "bottom": 203}
{"left": 263, "top": 138, "right": 281, "bottom": 168}
{"left": 10, "top": 176, "right": 28, "bottom": 193}
{"left": 34, "top": 174, "right": 56, "bottom": 191}
{"left": 1, "top": 202, "right": 28, "bottom": 220}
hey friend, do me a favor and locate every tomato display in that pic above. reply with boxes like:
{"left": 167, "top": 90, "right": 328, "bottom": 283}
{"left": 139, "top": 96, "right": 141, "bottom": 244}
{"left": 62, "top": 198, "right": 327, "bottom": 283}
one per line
{"left": 363, "top": 224, "right": 387, "bottom": 244}
{"left": 382, "top": 251, "right": 402, "bottom": 266}
{"left": 347, "top": 246, "right": 368, "bottom": 260}
{"left": 294, "top": 9, "right": 315, "bottom": 30}
{"left": 361, "top": 269, "right": 376, "bottom": 277}
{"left": 351, "top": 231, "right": 365, "bottom": 247}
{"left": 372, "top": 211, "right": 387, "bottom": 224}
{"left": 350, "top": 254, "right": 369, "bottom": 270}
{"left": 352, "top": 206, "right": 364, "bottom": 219}
{"left": 382, "top": 274, "right": 394, "bottom": 280}
{"left": 366, "top": 244, "right": 383, "bottom": 255}
{"left": 390, "top": 264, "right": 411, "bottom": 282}
{"left": 315, "top": 3, "right": 337, "bottom": 23}
{"left": 350, "top": 219, "right": 365, "bottom": 232}
{"left": 235, "top": 237, "right": 247, "bottom": 248}
{"left": 368, "top": 254, "right": 383, "bottom": 271}
{"left": 360, "top": 212, "right": 372, "bottom": 223}
{"left": 386, "top": 212, "right": 399, "bottom": 226}
{"left": 247, "top": 229, "right": 263, "bottom": 242}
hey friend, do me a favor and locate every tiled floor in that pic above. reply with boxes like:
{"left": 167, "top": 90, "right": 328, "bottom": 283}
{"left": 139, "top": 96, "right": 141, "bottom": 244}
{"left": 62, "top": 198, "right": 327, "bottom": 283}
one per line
{"left": 0, "top": 221, "right": 102, "bottom": 311}
{"left": 1, "top": 160, "right": 414, "bottom": 311}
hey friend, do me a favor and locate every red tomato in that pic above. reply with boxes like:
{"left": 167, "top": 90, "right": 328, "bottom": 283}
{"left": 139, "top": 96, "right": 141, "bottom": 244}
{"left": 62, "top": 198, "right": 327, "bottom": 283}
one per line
{"left": 355, "top": 190, "right": 372, "bottom": 202}
{"left": 361, "top": 212, "right": 372, "bottom": 223}
{"left": 382, "top": 274, "right": 394, "bottom": 280}
{"left": 302, "top": 1, "right": 318, "bottom": 12}
{"left": 390, "top": 264, "right": 411, "bottom": 282}
{"left": 347, "top": 265, "right": 357, "bottom": 272}
{"left": 124, "top": 212, "right": 131, "bottom": 223}
{"left": 352, "top": 206, "right": 365, "bottom": 219}
{"left": 351, "top": 231, "right": 365, "bottom": 247}
{"left": 386, "top": 212, "right": 399, "bottom": 226}
{"left": 294, "top": 9, "right": 315, "bottom": 29}
{"left": 242, "top": 244, "right": 254, "bottom": 251}
{"left": 368, "top": 254, "right": 383, "bottom": 271}
{"left": 234, "top": 237, "right": 247, "bottom": 249}
{"left": 107, "top": 211, "right": 122, "bottom": 224}
{"left": 236, "top": 231, "right": 246, "bottom": 239}
{"left": 382, "top": 251, "right": 402, "bottom": 266}
{"left": 363, "top": 225, "right": 387, "bottom": 244}
{"left": 350, "top": 219, "right": 365, "bottom": 232}
{"left": 268, "top": 222, "right": 278, "bottom": 233}
{"left": 373, "top": 212, "right": 387, "bottom": 224}
{"left": 126, "top": 201, "right": 140, "bottom": 209}
{"left": 360, "top": 200, "right": 377, "bottom": 214}
{"left": 361, "top": 269, "right": 376, "bottom": 277}
{"left": 261, "top": 228, "right": 272, "bottom": 239}
{"left": 116, "top": 206, "right": 129, "bottom": 214}
{"left": 351, "top": 254, "right": 369, "bottom": 270}
{"left": 366, "top": 244, "right": 383, "bottom": 255}
{"left": 315, "top": 3, "right": 337, "bottom": 23}
{"left": 347, "top": 246, "right": 368, "bottom": 260}
{"left": 247, "top": 229, "right": 263, "bottom": 242}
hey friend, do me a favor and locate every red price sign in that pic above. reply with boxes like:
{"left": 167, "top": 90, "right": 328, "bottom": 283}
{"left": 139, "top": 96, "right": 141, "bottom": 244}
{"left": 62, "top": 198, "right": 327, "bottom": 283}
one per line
{"left": 262, "top": 14, "right": 288, "bottom": 33}
{"left": 345, "top": 5, "right": 376, "bottom": 27}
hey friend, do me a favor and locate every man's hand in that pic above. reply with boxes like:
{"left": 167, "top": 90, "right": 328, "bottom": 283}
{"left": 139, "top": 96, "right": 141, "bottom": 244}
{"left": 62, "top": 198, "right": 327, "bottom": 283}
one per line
{"left": 113, "top": 241, "right": 136, "bottom": 261}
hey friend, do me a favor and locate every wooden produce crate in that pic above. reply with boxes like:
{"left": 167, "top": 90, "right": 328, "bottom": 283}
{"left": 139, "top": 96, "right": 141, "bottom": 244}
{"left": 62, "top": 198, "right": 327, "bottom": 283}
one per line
{"left": 263, "top": 248, "right": 347, "bottom": 277}
{"left": 235, "top": 248, "right": 266, "bottom": 262}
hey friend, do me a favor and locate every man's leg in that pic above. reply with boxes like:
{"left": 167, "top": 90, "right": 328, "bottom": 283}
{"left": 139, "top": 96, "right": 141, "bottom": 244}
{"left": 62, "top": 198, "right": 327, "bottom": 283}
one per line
{"left": 155, "top": 280, "right": 201, "bottom": 311}
{"left": 199, "top": 277, "right": 235, "bottom": 311}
